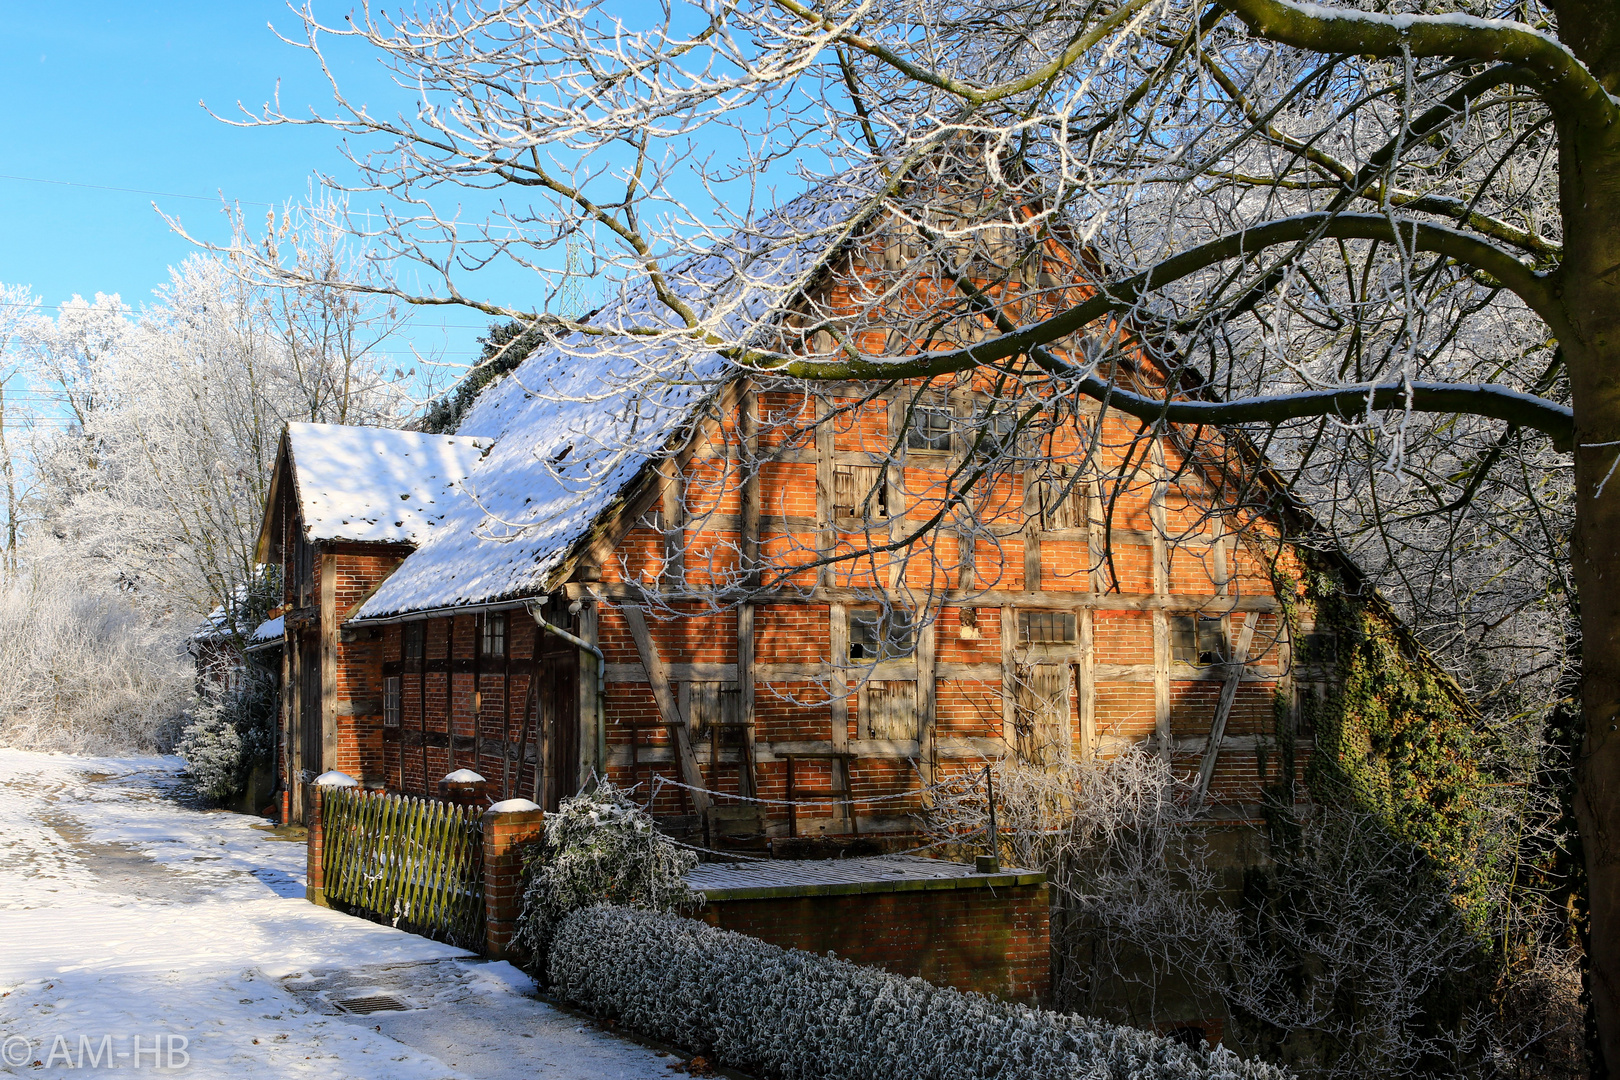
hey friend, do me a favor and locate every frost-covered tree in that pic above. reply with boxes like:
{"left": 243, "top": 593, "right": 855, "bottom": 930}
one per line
{"left": 213, "top": 0, "right": 1620, "bottom": 1065}
{"left": 21, "top": 228, "right": 418, "bottom": 640}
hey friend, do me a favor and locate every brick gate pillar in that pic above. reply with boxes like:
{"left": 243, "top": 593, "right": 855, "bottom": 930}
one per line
{"left": 481, "top": 799, "right": 546, "bottom": 960}
{"left": 306, "top": 770, "right": 359, "bottom": 907}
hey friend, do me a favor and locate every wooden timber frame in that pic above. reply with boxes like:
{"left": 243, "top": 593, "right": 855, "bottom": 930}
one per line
{"left": 530, "top": 372, "right": 1337, "bottom": 839}
{"left": 258, "top": 204, "right": 1473, "bottom": 840}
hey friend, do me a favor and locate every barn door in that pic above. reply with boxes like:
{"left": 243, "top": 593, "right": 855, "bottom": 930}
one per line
{"left": 1013, "top": 663, "right": 1071, "bottom": 766}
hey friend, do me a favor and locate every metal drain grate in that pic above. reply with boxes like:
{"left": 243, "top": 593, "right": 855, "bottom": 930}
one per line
{"left": 334, "top": 994, "right": 410, "bottom": 1015}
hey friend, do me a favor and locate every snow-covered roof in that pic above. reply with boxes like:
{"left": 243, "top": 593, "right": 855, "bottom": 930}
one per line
{"left": 286, "top": 424, "right": 492, "bottom": 546}
{"left": 352, "top": 181, "right": 873, "bottom": 620}
{"left": 244, "top": 615, "right": 284, "bottom": 653}
{"left": 188, "top": 583, "right": 256, "bottom": 644}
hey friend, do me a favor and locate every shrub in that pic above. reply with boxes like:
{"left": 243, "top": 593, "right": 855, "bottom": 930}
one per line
{"left": 513, "top": 780, "right": 702, "bottom": 966}
{"left": 176, "top": 669, "right": 275, "bottom": 802}
{"left": 0, "top": 562, "right": 190, "bottom": 753}
{"left": 549, "top": 904, "right": 1293, "bottom": 1080}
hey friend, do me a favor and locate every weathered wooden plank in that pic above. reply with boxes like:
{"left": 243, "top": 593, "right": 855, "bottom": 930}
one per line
{"left": 621, "top": 603, "right": 710, "bottom": 815}
{"left": 1001, "top": 605, "right": 1017, "bottom": 747}
{"left": 320, "top": 553, "right": 339, "bottom": 770}
{"left": 917, "top": 609, "right": 938, "bottom": 784}
{"left": 578, "top": 598, "right": 600, "bottom": 781}
{"left": 660, "top": 459, "right": 686, "bottom": 591}
{"left": 1152, "top": 609, "right": 1170, "bottom": 759}
{"left": 740, "top": 388, "right": 762, "bottom": 589}
{"left": 828, "top": 603, "right": 849, "bottom": 752}
{"left": 573, "top": 579, "right": 1280, "bottom": 613}
{"left": 1079, "top": 608, "right": 1096, "bottom": 758}
{"left": 603, "top": 661, "right": 739, "bottom": 683}
{"left": 737, "top": 603, "right": 759, "bottom": 799}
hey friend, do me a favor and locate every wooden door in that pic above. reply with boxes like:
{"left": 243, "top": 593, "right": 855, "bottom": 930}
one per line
{"left": 535, "top": 651, "right": 579, "bottom": 812}
{"left": 1013, "top": 663, "right": 1071, "bottom": 766}
{"left": 294, "top": 633, "right": 323, "bottom": 823}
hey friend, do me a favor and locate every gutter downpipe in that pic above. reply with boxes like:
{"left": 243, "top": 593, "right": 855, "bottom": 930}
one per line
{"left": 524, "top": 598, "right": 608, "bottom": 777}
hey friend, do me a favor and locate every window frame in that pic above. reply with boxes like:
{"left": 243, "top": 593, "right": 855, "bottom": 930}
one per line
{"left": 966, "top": 407, "right": 1021, "bottom": 462}
{"left": 1170, "top": 613, "right": 1227, "bottom": 667}
{"left": 830, "top": 463, "right": 889, "bottom": 521}
{"left": 402, "top": 621, "right": 426, "bottom": 662}
{"left": 904, "top": 402, "right": 955, "bottom": 453}
{"left": 480, "top": 612, "right": 507, "bottom": 658}
{"left": 1018, "top": 609, "right": 1077, "bottom": 645}
{"left": 847, "top": 606, "right": 917, "bottom": 662}
{"left": 1033, "top": 466, "right": 1090, "bottom": 531}
{"left": 383, "top": 675, "right": 402, "bottom": 727}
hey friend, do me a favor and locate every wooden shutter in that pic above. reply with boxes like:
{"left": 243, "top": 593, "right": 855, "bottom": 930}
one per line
{"left": 688, "top": 681, "right": 741, "bottom": 733}
{"left": 1037, "top": 469, "right": 1087, "bottom": 530}
{"left": 863, "top": 681, "right": 918, "bottom": 740}
{"left": 831, "top": 464, "right": 885, "bottom": 520}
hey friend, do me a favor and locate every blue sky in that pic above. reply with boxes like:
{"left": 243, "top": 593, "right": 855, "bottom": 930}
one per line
{"left": 0, "top": 1, "right": 499, "bottom": 370}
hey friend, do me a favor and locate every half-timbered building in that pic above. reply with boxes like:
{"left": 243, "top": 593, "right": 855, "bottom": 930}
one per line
{"left": 254, "top": 181, "right": 1391, "bottom": 839}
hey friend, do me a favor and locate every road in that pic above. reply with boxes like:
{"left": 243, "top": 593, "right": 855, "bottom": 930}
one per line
{"left": 0, "top": 750, "right": 686, "bottom": 1079}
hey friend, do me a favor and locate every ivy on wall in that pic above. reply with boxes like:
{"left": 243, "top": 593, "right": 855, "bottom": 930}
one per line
{"left": 1294, "top": 566, "right": 1503, "bottom": 931}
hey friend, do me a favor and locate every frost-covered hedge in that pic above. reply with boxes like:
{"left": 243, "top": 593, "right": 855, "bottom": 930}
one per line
{"left": 549, "top": 905, "right": 1292, "bottom": 1080}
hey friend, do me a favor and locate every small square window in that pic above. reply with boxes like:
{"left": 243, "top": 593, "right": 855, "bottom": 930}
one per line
{"left": 1018, "top": 610, "right": 1076, "bottom": 644}
{"left": 402, "top": 621, "right": 425, "bottom": 661}
{"left": 1170, "top": 614, "right": 1226, "bottom": 666}
{"left": 1302, "top": 630, "right": 1337, "bottom": 664}
{"left": 848, "top": 607, "right": 916, "bottom": 662}
{"left": 481, "top": 613, "right": 507, "bottom": 658}
{"left": 906, "top": 404, "right": 954, "bottom": 452}
{"left": 967, "top": 408, "right": 1020, "bottom": 460}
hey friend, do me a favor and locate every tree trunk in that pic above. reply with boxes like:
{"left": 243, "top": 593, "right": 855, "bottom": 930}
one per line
{"left": 1560, "top": 87, "right": 1620, "bottom": 1077}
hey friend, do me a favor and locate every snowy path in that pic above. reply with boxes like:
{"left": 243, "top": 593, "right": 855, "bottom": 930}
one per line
{"left": 0, "top": 751, "right": 684, "bottom": 1078}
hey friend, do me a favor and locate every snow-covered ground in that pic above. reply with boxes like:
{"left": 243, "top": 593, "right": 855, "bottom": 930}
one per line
{"left": 0, "top": 751, "right": 684, "bottom": 1078}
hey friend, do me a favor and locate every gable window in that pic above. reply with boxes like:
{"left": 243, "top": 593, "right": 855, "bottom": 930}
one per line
{"left": 383, "top": 676, "right": 402, "bottom": 727}
{"left": 848, "top": 607, "right": 916, "bottom": 662}
{"left": 481, "top": 613, "right": 507, "bottom": 658}
{"left": 831, "top": 464, "right": 888, "bottom": 521}
{"left": 402, "top": 621, "right": 426, "bottom": 661}
{"left": 1034, "top": 467, "right": 1090, "bottom": 531}
{"left": 1170, "top": 614, "right": 1226, "bottom": 666}
{"left": 1018, "top": 610, "right": 1077, "bottom": 645}
{"left": 968, "top": 407, "right": 1020, "bottom": 461}
{"left": 905, "top": 403, "right": 954, "bottom": 452}
{"left": 1302, "top": 629, "right": 1337, "bottom": 665}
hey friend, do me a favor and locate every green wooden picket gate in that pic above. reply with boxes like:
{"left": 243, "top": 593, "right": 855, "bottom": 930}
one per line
{"left": 321, "top": 787, "right": 485, "bottom": 951}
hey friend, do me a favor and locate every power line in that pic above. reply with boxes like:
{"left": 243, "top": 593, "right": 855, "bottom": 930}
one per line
{"left": 0, "top": 172, "right": 274, "bottom": 207}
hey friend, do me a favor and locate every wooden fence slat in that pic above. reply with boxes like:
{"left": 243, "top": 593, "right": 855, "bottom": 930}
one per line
{"left": 363, "top": 792, "right": 389, "bottom": 916}
{"left": 401, "top": 796, "right": 424, "bottom": 927}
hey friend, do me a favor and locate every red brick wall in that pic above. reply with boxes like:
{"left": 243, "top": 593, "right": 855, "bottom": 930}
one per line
{"left": 696, "top": 883, "right": 1050, "bottom": 1004}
